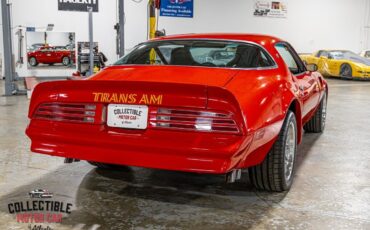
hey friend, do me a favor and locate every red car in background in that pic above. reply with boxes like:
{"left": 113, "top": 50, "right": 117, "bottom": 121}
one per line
{"left": 27, "top": 45, "right": 75, "bottom": 67}
{"left": 26, "top": 34, "right": 328, "bottom": 192}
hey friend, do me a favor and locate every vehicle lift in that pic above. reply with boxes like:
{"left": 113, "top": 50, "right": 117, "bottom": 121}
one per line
{"left": 148, "top": 0, "right": 161, "bottom": 39}
{"left": 1, "top": 0, "right": 26, "bottom": 96}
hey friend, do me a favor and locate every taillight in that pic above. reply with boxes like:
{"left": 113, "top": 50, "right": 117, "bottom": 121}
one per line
{"left": 150, "top": 108, "right": 241, "bottom": 134}
{"left": 34, "top": 103, "right": 102, "bottom": 124}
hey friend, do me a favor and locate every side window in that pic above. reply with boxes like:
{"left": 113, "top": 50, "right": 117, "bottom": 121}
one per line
{"left": 41, "top": 48, "right": 48, "bottom": 52}
{"left": 275, "top": 43, "right": 305, "bottom": 75}
{"left": 258, "top": 50, "right": 274, "bottom": 67}
{"left": 319, "top": 51, "right": 328, "bottom": 58}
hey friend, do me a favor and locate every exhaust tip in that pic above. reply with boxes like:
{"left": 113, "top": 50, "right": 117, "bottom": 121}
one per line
{"left": 226, "top": 169, "right": 242, "bottom": 183}
{"left": 64, "top": 158, "right": 80, "bottom": 164}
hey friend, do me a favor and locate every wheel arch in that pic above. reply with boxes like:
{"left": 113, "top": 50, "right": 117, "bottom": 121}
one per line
{"left": 237, "top": 96, "right": 303, "bottom": 169}
{"left": 340, "top": 62, "right": 352, "bottom": 68}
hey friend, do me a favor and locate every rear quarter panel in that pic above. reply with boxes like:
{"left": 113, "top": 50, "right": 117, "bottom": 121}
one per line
{"left": 225, "top": 67, "right": 299, "bottom": 167}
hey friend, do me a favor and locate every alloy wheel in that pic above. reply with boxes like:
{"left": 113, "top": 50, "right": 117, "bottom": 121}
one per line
{"left": 321, "top": 93, "right": 327, "bottom": 129}
{"left": 284, "top": 121, "right": 296, "bottom": 183}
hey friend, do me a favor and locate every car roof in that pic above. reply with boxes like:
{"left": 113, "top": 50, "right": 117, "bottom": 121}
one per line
{"left": 153, "top": 33, "right": 283, "bottom": 44}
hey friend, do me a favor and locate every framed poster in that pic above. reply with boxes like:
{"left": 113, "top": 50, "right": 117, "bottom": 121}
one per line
{"left": 254, "top": 1, "right": 287, "bottom": 18}
{"left": 160, "top": 0, "right": 194, "bottom": 18}
{"left": 26, "top": 32, "right": 76, "bottom": 70}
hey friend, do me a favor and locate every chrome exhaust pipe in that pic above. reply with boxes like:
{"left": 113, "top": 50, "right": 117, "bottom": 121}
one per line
{"left": 64, "top": 158, "right": 80, "bottom": 164}
{"left": 226, "top": 169, "right": 242, "bottom": 183}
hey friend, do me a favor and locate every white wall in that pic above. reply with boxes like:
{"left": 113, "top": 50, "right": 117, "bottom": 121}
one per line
{"left": 8, "top": 0, "right": 117, "bottom": 76}
{"left": 157, "top": 0, "right": 369, "bottom": 53}
{"left": 1, "top": 0, "right": 370, "bottom": 76}
{"left": 4, "top": 0, "right": 149, "bottom": 76}
{"left": 26, "top": 32, "right": 72, "bottom": 48}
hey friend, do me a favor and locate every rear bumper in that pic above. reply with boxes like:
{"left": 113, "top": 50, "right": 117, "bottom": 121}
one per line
{"left": 26, "top": 120, "right": 253, "bottom": 174}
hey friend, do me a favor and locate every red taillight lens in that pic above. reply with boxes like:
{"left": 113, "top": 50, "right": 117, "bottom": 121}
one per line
{"left": 150, "top": 108, "right": 240, "bottom": 134}
{"left": 34, "top": 103, "right": 102, "bottom": 124}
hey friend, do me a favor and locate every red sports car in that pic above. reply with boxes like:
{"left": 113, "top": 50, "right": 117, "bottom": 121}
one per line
{"left": 28, "top": 46, "right": 75, "bottom": 67}
{"left": 26, "top": 34, "right": 328, "bottom": 192}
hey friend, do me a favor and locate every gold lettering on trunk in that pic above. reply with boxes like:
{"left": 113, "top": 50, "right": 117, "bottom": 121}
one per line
{"left": 93, "top": 92, "right": 162, "bottom": 105}
{"left": 139, "top": 94, "right": 149, "bottom": 104}
{"left": 129, "top": 94, "right": 137, "bottom": 103}
{"left": 109, "top": 93, "right": 118, "bottom": 103}
{"left": 150, "top": 94, "right": 163, "bottom": 105}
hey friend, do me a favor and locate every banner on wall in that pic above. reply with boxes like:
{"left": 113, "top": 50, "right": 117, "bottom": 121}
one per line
{"left": 253, "top": 1, "right": 287, "bottom": 18}
{"left": 58, "top": 0, "right": 99, "bottom": 12}
{"left": 160, "top": 0, "right": 194, "bottom": 18}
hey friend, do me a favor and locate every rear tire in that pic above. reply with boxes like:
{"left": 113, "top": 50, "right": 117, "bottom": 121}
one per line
{"left": 304, "top": 92, "right": 327, "bottom": 133}
{"left": 248, "top": 111, "right": 297, "bottom": 192}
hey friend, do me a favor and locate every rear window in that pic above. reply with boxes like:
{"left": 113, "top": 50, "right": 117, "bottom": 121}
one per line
{"left": 114, "top": 40, "right": 275, "bottom": 69}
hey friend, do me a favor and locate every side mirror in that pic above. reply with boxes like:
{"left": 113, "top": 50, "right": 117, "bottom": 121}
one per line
{"left": 319, "top": 56, "right": 328, "bottom": 60}
{"left": 306, "top": 63, "right": 318, "bottom": 72}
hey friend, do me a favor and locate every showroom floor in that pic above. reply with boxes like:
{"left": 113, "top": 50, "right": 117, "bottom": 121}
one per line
{"left": 0, "top": 79, "right": 369, "bottom": 230}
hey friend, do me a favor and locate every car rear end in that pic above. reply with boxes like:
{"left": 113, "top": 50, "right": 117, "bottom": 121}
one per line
{"left": 26, "top": 80, "right": 251, "bottom": 174}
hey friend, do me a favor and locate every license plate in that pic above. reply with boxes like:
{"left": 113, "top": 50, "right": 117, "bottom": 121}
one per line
{"left": 107, "top": 104, "right": 149, "bottom": 130}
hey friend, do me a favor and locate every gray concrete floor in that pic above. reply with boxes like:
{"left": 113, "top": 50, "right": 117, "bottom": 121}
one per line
{"left": 0, "top": 79, "right": 369, "bottom": 230}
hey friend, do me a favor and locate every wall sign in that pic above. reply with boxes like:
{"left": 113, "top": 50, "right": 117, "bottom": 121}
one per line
{"left": 253, "top": 1, "right": 287, "bottom": 18}
{"left": 160, "top": 0, "right": 194, "bottom": 18}
{"left": 58, "top": 0, "right": 99, "bottom": 12}
{"left": 26, "top": 27, "right": 36, "bottom": 32}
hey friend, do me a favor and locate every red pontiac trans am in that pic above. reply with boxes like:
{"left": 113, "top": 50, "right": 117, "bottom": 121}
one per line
{"left": 28, "top": 46, "right": 75, "bottom": 67}
{"left": 26, "top": 34, "right": 328, "bottom": 192}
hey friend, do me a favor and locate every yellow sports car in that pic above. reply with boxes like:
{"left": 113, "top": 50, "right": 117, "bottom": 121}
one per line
{"left": 300, "top": 50, "right": 370, "bottom": 79}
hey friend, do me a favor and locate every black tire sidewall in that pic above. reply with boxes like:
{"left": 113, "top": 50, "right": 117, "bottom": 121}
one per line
{"left": 320, "top": 92, "right": 328, "bottom": 130}
{"left": 280, "top": 111, "right": 298, "bottom": 190}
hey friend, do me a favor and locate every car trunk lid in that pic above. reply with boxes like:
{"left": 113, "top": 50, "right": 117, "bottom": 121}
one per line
{"left": 89, "top": 65, "right": 238, "bottom": 87}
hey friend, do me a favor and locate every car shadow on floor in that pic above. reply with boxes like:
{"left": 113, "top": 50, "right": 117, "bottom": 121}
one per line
{"left": 0, "top": 133, "right": 322, "bottom": 229}
{"left": 63, "top": 133, "right": 323, "bottom": 228}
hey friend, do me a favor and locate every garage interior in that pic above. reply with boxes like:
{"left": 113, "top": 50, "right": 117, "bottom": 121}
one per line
{"left": 0, "top": 0, "right": 370, "bottom": 229}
